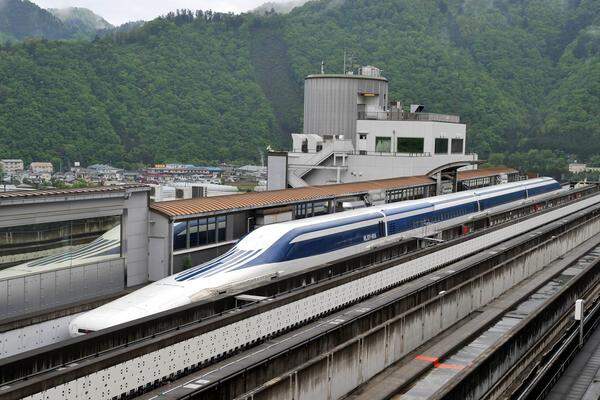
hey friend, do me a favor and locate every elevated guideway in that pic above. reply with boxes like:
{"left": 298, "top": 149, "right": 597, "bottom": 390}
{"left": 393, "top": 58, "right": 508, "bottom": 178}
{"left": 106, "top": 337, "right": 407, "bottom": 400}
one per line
{"left": 1, "top": 185, "right": 599, "bottom": 400}
{"left": 140, "top": 201, "right": 600, "bottom": 400}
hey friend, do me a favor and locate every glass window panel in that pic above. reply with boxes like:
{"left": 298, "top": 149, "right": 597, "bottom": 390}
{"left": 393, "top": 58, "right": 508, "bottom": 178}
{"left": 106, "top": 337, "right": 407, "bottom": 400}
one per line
{"left": 217, "top": 216, "right": 226, "bottom": 242}
{"left": 375, "top": 137, "right": 391, "bottom": 153}
{"left": 188, "top": 219, "right": 200, "bottom": 247}
{"left": 451, "top": 138, "right": 464, "bottom": 154}
{"left": 0, "top": 216, "right": 121, "bottom": 276}
{"left": 198, "top": 218, "right": 208, "bottom": 246}
{"left": 435, "top": 138, "right": 449, "bottom": 154}
{"left": 207, "top": 217, "right": 216, "bottom": 244}
{"left": 397, "top": 137, "right": 424, "bottom": 153}
{"left": 173, "top": 221, "right": 188, "bottom": 250}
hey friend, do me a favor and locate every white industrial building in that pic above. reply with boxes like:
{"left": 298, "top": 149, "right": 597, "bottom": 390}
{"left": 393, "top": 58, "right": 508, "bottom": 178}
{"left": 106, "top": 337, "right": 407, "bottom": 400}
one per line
{"left": 268, "top": 66, "right": 478, "bottom": 190}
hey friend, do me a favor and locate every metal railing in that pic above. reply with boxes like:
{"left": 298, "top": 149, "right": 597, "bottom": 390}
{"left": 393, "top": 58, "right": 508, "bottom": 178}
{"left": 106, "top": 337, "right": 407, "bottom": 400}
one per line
{"left": 358, "top": 111, "right": 460, "bottom": 123}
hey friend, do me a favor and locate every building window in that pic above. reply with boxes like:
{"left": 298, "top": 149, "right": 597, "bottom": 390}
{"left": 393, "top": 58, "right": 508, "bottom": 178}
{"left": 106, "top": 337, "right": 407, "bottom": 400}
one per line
{"left": 435, "top": 138, "right": 449, "bottom": 154}
{"left": 451, "top": 138, "right": 464, "bottom": 154}
{"left": 375, "top": 137, "right": 391, "bottom": 153}
{"left": 172, "top": 216, "right": 227, "bottom": 251}
{"left": 294, "top": 201, "right": 328, "bottom": 219}
{"left": 173, "top": 221, "right": 188, "bottom": 250}
{"left": 217, "top": 216, "right": 227, "bottom": 242}
{"left": 397, "top": 137, "right": 424, "bottom": 153}
{"left": 0, "top": 216, "right": 122, "bottom": 274}
{"left": 359, "top": 134, "right": 367, "bottom": 140}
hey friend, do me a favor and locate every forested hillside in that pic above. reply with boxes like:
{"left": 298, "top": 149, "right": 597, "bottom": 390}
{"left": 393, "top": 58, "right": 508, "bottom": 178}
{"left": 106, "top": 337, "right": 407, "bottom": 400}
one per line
{"left": 0, "top": 0, "right": 598, "bottom": 170}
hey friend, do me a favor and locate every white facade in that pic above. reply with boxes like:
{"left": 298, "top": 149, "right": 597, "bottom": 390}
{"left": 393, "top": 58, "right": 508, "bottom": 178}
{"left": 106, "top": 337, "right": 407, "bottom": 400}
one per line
{"left": 355, "top": 119, "right": 466, "bottom": 155}
{"left": 29, "top": 162, "right": 54, "bottom": 174}
{"left": 278, "top": 114, "right": 475, "bottom": 187}
{"left": 268, "top": 66, "right": 478, "bottom": 189}
{"left": 0, "top": 159, "right": 24, "bottom": 173}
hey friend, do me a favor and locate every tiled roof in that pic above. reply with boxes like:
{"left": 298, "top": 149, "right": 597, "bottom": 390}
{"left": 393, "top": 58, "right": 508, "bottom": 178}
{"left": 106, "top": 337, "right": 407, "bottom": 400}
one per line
{"left": 150, "top": 176, "right": 435, "bottom": 218}
{"left": 457, "top": 167, "right": 518, "bottom": 180}
{"left": 0, "top": 184, "right": 149, "bottom": 200}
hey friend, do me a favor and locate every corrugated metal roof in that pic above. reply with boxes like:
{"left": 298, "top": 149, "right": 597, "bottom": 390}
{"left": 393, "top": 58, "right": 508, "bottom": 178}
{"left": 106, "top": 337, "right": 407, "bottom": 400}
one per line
{"left": 457, "top": 167, "right": 518, "bottom": 180}
{"left": 150, "top": 168, "right": 520, "bottom": 219}
{"left": 150, "top": 176, "right": 435, "bottom": 218}
{"left": 0, "top": 184, "right": 149, "bottom": 200}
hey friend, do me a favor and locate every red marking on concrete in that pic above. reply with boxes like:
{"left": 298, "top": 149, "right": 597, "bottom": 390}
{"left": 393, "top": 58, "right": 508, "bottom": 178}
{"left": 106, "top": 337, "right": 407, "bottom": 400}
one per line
{"left": 415, "top": 355, "right": 439, "bottom": 363}
{"left": 415, "top": 355, "right": 464, "bottom": 370}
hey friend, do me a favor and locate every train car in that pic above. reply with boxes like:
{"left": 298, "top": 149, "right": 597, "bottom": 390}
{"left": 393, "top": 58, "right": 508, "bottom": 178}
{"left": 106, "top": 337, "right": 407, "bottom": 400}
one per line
{"left": 69, "top": 178, "right": 561, "bottom": 336}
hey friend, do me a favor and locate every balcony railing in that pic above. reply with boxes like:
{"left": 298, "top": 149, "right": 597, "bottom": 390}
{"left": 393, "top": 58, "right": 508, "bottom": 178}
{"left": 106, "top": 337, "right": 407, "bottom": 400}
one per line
{"left": 358, "top": 111, "right": 460, "bottom": 123}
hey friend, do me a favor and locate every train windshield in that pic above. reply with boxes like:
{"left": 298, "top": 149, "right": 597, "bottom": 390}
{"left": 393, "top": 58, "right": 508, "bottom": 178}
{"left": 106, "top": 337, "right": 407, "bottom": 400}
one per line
{"left": 236, "top": 224, "right": 289, "bottom": 251}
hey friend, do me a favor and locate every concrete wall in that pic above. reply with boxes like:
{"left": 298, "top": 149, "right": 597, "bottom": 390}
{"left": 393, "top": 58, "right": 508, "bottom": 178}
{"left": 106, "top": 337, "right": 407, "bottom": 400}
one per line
{"left": 267, "top": 153, "right": 288, "bottom": 191}
{"left": 304, "top": 152, "right": 477, "bottom": 185}
{"left": 123, "top": 191, "right": 150, "bottom": 286}
{"left": 356, "top": 119, "right": 466, "bottom": 154}
{"left": 0, "top": 258, "right": 125, "bottom": 319}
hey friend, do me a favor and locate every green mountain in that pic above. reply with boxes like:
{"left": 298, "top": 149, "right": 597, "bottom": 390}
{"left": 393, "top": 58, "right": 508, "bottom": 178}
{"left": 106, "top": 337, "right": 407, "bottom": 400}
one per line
{"left": 0, "top": 0, "right": 73, "bottom": 41}
{"left": 49, "top": 7, "right": 113, "bottom": 38}
{"left": 0, "top": 0, "right": 113, "bottom": 41}
{"left": 0, "top": 0, "right": 598, "bottom": 171}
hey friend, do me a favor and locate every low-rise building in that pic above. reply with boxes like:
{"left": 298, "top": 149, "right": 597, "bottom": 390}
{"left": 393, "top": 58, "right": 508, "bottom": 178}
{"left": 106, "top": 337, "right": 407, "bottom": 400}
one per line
{"left": 29, "top": 162, "right": 54, "bottom": 174}
{"left": 0, "top": 159, "right": 24, "bottom": 174}
{"left": 569, "top": 163, "right": 600, "bottom": 174}
{"left": 87, "top": 164, "right": 124, "bottom": 181}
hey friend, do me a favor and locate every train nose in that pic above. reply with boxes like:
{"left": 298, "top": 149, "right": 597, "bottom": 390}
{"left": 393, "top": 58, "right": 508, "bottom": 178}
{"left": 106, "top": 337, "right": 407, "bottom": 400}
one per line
{"left": 68, "top": 318, "right": 84, "bottom": 337}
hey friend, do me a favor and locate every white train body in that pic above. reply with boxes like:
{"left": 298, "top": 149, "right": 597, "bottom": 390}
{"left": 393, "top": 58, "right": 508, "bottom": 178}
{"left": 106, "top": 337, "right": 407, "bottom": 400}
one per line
{"left": 69, "top": 178, "right": 561, "bottom": 336}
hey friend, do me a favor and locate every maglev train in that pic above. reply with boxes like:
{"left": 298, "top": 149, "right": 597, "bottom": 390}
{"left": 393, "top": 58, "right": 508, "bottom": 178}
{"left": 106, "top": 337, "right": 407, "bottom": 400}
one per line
{"left": 69, "top": 178, "right": 561, "bottom": 336}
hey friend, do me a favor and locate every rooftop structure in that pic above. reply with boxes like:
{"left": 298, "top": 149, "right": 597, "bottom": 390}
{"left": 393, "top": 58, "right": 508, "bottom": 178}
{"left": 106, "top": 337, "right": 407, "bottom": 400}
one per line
{"left": 268, "top": 66, "right": 478, "bottom": 189}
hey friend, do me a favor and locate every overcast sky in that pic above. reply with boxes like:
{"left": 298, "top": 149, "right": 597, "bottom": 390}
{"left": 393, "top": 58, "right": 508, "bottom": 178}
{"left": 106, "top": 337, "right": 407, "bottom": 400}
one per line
{"left": 31, "top": 0, "right": 286, "bottom": 25}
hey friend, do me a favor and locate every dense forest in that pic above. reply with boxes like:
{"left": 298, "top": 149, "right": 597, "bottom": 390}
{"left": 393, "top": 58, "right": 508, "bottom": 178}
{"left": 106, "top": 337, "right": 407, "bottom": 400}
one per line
{"left": 0, "top": 0, "right": 598, "bottom": 172}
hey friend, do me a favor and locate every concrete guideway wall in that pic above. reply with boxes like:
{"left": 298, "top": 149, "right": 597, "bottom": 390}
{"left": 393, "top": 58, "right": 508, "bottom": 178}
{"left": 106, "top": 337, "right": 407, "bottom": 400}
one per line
{"left": 17, "top": 194, "right": 600, "bottom": 400}
{"left": 239, "top": 209, "right": 600, "bottom": 400}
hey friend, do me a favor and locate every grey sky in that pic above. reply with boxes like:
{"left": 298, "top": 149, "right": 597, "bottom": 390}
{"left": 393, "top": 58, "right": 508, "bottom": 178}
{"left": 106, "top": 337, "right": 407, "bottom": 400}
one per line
{"left": 31, "top": 0, "right": 287, "bottom": 25}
